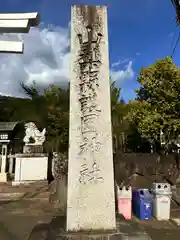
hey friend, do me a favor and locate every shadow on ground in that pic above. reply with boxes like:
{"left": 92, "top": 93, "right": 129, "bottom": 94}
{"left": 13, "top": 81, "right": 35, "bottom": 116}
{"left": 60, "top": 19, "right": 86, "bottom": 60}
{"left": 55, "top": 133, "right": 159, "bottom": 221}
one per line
{"left": 0, "top": 220, "right": 19, "bottom": 240}
{"left": 27, "top": 214, "right": 150, "bottom": 240}
{"left": 27, "top": 216, "right": 65, "bottom": 240}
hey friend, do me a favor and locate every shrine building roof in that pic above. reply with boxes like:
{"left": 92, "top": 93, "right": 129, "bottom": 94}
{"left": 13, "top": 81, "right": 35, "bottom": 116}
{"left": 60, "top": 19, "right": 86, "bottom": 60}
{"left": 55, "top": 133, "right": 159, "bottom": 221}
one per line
{"left": 0, "top": 122, "right": 19, "bottom": 131}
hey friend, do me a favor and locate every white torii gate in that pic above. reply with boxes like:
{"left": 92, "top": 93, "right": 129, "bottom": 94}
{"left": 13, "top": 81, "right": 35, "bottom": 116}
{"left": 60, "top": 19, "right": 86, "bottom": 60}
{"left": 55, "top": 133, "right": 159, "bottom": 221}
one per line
{"left": 0, "top": 12, "right": 40, "bottom": 53}
{"left": 0, "top": 12, "right": 40, "bottom": 182}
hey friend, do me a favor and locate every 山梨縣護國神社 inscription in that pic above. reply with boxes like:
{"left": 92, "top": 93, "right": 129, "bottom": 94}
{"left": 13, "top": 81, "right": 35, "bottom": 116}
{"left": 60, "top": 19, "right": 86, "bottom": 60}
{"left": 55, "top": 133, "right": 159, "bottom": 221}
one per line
{"left": 67, "top": 5, "right": 116, "bottom": 231}
{"left": 77, "top": 23, "right": 103, "bottom": 184}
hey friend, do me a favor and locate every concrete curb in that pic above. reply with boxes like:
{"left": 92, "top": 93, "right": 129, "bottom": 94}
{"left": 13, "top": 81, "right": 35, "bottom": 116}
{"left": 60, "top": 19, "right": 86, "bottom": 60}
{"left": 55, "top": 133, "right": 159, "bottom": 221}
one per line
{"left": 170, "top": 218, "right": 180, "bottom": 227}
{"left": 0, "top": 192, "right": 25, "bottom": 201}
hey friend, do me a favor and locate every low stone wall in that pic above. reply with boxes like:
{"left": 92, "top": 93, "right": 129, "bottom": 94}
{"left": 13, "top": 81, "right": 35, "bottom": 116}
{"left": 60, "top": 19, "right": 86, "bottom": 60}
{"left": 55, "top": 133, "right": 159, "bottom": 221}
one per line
{"left": 50, "top": 152, "right": 180, "bottom": 208}
{"left": 114, "top": 152, "right": 180, "bottom": 186}
{"left": 49, "top": 174, "right": 67, "bottom": 214}
{"left": 56, "top": 173, "right": 67, "bottom": 212}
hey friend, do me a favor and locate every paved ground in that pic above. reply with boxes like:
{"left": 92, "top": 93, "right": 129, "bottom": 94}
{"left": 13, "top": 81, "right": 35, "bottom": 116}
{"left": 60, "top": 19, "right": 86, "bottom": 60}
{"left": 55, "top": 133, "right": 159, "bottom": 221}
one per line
{"left": 0, "top": 198, "right": 179, "bottom": 240}
{"left": 0, "top": 188, "right": 180, "bottom": 239}
{"left": 0, "top": 199, "right": 56, "bottom": 240}
{"left": 131, "top": 193, "right": 180, "bottom": 240}
{"left": 133, "top": 216, "right": 180, "bottom": 240}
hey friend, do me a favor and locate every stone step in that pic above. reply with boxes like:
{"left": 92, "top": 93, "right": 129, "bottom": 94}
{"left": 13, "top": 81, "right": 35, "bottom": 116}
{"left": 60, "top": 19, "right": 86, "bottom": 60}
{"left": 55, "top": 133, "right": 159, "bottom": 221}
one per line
{"left": 0, "top": 192, "right": 25, "bottom": 201}
{"left": 0, "top": 191, "right": 50, "bottom": 201}
{"left": 0, "top": 180, "right": 50, "bottom": 201}
{"left": 0, "top": 180, "right": 48, "bottom": 192}
{"left": 23, "top": 191, "right": 50, "bottom": 200}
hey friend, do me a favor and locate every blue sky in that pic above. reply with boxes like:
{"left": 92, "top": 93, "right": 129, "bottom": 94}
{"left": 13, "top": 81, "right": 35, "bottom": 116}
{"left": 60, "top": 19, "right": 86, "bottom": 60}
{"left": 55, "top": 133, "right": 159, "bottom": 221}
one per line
{"left": 0, "top": 0, "right": 179, "bottom": 102}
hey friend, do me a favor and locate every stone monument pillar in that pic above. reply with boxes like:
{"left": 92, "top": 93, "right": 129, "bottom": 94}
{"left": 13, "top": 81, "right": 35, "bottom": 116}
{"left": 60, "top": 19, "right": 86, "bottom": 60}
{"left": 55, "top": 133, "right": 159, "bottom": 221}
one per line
{"left": 67, "top": 5, "right": 116, "bottom": 231}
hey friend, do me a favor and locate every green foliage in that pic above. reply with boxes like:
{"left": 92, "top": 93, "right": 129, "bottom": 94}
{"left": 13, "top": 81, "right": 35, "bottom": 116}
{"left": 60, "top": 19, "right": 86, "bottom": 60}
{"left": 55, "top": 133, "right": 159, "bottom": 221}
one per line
{"left": 16, "top": 83, "right": 69, "bottom": 153}
{"left": 1, "top": 72, "right": 167, "bottom": 154}
{"left": 128, "top": 56, "right": 180, "bottom": 148}
{"left": 110, "top": 81, "right": 121, "bottom": 108}
{"left": 21, "top": 81, "right": 39, "bottom": 99}
{"left": 44, "top": 85, "right": 69, "bottom": 153}
{"left": 110, "top": 81, "right": 131, "bottom": 152}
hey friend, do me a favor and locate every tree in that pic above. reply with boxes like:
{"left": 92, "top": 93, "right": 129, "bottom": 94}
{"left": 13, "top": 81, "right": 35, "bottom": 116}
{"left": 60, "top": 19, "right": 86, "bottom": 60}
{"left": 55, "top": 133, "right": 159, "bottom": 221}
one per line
{"left": 21, "top": 83, "right": 69, "bottom": 153}
{"left": 110, "top": 80, "right": 121, "bottom": 110}
{"left": 20, "top": 81, "right": 47, "bottom": 125}
{"left": 128, "top": 56, "right": 180, "bottom": 152}
{"left": 21, "top": 80, "right": 130, "bottom": 154}
{"left": 110, "top": 81, "right": 130, "bottom": 152}
{"left": 125, "top": 101, "right": 152, "bottom": 152}
{"left": 43, "top": 85, "right": 69, "bottom": 153}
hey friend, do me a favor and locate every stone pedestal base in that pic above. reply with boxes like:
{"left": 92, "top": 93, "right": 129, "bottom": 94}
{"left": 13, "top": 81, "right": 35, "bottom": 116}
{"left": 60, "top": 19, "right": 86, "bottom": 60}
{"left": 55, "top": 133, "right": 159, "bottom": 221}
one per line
{"left": 23, "top": 145, "right": 43, "bottom": 154}
{"left": 57, "top": 229, "right": 150, "bottom": 240}
{"left": 13, "top": 153, "right": 48, "bottom": 184}
{"left": 27, "top": 215, "right": 151, "bottom": 239}
{"left": 0, "top": 172, "right": 8, "bottom": 182}
{"left": 57, "top": 231, "right": 120, "bottom": 239}
{"left": 38, "top": 216, "right": 150, "bottom": 240}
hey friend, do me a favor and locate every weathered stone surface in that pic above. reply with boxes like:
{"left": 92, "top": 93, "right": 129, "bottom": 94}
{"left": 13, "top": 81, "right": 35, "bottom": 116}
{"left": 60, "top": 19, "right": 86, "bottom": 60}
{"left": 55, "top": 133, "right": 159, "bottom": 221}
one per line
{"left": 23, "top": 145, "right": 44, "bottom": 154}
{"left": 52, "top": 152, "right": 68, "bottom": 178}
{"left": 67, "top": 5, "right": 116, "bottom": 231}
{"left": 49, "top": 177, "right": 67, "bottom": 215}
{"left": 54, "top": 215, "right": 151, "bottom": 239}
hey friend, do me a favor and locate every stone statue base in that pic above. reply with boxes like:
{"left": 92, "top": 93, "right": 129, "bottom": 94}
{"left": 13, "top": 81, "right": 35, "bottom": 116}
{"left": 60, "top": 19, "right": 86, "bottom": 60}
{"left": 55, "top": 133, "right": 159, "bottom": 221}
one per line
{"left": 0, "top": 172, "right": 8, "bottom": 182}
{"left": 13, "top": 153, "right": 48, "bottom": 185}
{"left": 23, "top": 145, "right": 44, "bottom": 154}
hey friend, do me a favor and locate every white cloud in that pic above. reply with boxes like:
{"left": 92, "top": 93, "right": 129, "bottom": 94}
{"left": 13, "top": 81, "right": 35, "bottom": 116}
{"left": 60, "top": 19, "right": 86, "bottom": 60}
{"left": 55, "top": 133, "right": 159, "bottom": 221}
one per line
{"left": 111, "top": 61, "right": 135, "bottom": 86}
{"left": 0, "top": 23, "right": 70, "bottom": 97}
{"left": 112, "top": 59, "right": 129, "bottom": 67}
{"left": 0, "top": 24, "right": 135, "bottom": 98}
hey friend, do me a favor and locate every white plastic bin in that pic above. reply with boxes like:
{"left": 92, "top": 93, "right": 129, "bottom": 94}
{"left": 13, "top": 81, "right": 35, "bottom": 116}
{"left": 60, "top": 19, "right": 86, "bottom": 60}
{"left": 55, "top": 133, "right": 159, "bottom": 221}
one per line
{"left": 117, "top": 185, "right": 132, "bottom": 220}
{"left": 151, "top": 183, "right": 171, "bottom": 220}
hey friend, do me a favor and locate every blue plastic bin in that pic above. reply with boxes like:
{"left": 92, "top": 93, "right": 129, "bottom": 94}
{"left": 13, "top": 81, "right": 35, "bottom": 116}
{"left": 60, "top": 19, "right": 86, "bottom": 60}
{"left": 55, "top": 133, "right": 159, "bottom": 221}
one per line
{"left": 132, "top": 189, "right": 153, "bottom": 220}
